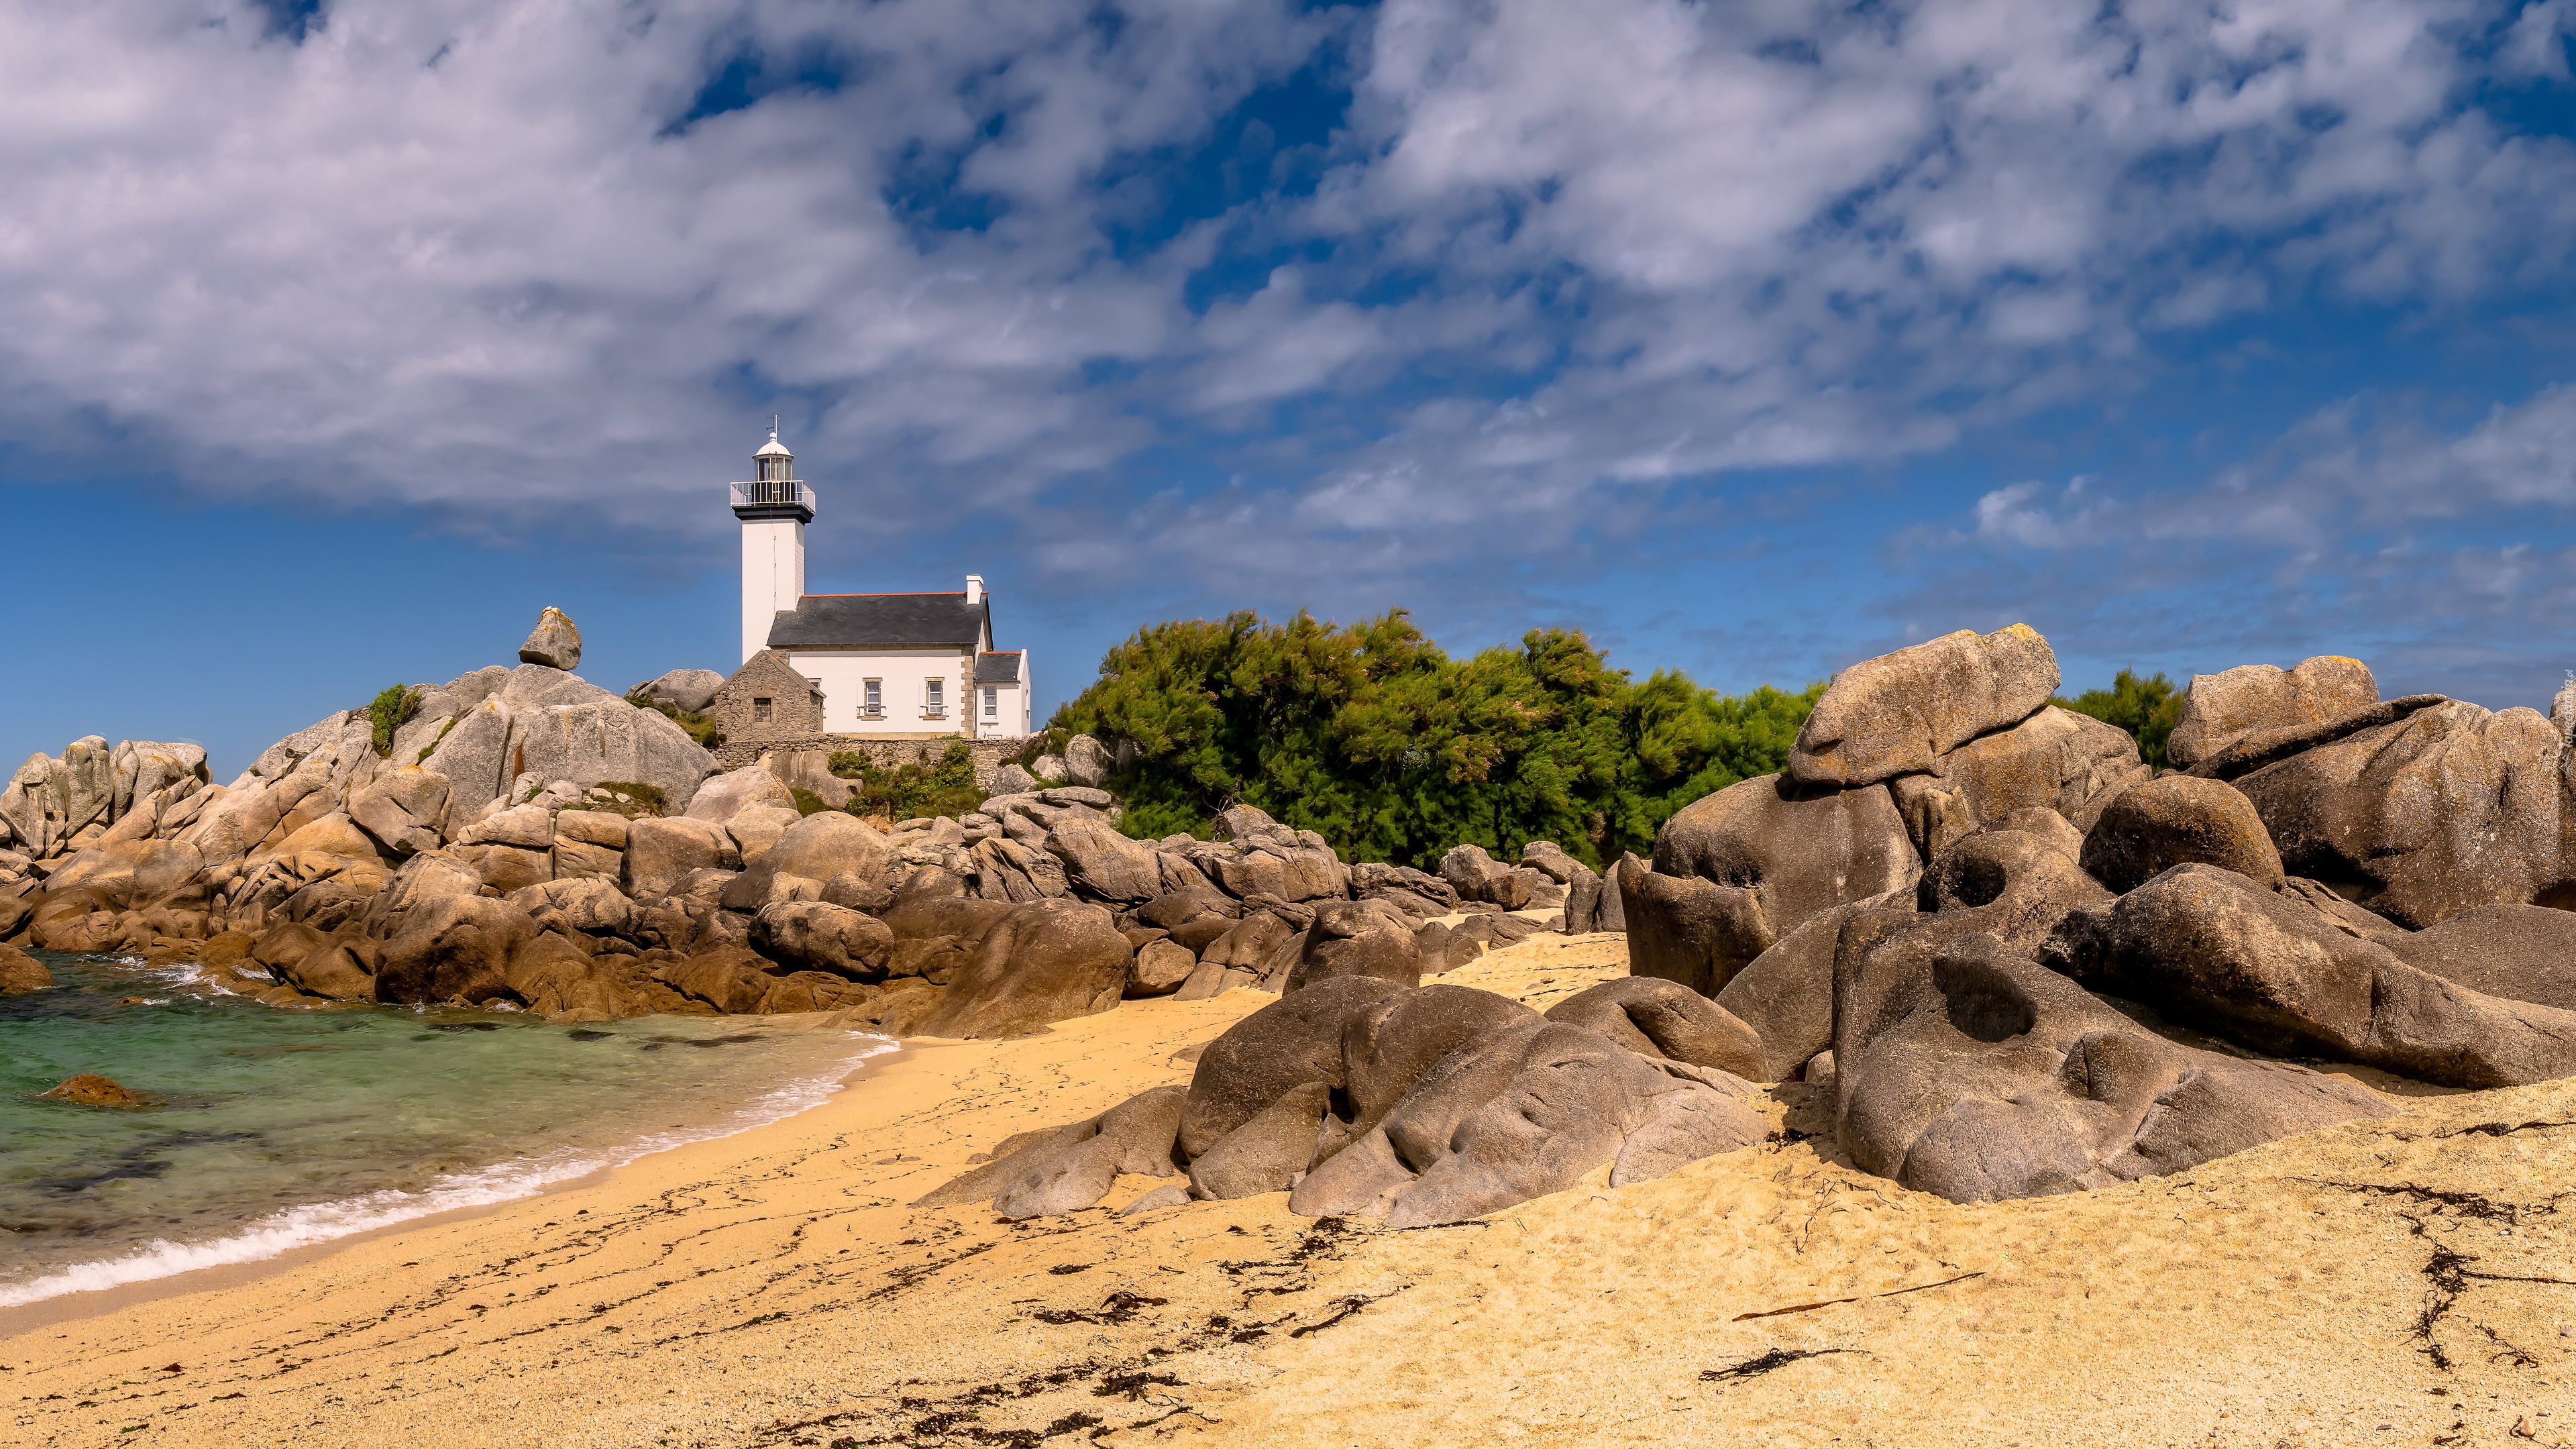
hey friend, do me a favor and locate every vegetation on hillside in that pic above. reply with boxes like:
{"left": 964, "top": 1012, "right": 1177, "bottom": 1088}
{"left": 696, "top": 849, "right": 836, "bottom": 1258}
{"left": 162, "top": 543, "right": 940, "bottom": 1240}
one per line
{"left": 625, "top": 690, "right": 727, "bottom": 749}
{"left": 2053, "top": 669, "right": 2186, "bottom": 773}
{"left": 830, "top": 742, "right": 985, "bottom": 822}
{"left": 368, "top": 684, "right": 423, "bottom": 758}
{"left": 1044, "top": 609, "right": 1825, "bottom": 870}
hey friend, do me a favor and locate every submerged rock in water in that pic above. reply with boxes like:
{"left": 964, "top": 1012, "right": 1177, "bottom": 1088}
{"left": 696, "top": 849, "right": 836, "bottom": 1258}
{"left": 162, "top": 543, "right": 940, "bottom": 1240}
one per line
{"left": 38, "top": 1073, "right": 141, "bottom": 1106}
{"left": 0, "top": 943, "right": 54, "bottom": 995}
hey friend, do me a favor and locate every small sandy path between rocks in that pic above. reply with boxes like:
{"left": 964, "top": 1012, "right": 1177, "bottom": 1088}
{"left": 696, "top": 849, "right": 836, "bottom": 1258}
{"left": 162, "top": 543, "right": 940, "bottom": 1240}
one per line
{"left": 5, "top": 932, "right": 2573, "bottom": 1448}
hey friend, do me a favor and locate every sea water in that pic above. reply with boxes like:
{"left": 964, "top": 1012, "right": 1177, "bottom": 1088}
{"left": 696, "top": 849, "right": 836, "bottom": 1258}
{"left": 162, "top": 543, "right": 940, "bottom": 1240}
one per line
{"left": 0, "top": 949, "right": 893, "bottom": 1308}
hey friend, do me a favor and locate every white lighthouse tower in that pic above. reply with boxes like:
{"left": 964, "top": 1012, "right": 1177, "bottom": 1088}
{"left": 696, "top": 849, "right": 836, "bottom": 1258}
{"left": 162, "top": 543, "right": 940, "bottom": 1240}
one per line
{"left": 731, "top": 422, "right": 814, "bottom": 663}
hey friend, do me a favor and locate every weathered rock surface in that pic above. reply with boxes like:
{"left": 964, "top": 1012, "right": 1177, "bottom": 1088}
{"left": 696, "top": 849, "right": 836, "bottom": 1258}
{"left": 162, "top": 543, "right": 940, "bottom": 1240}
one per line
{"left": 1178, "top": 976, "right": 1407, "bottom": 1160}
{"left": 1544, "top": 975, "right": 1766, "bottom": 1079}
{"left": 1283, "top": 900, "right": 1422, "bottom": 992}
{"left": 1617, "top": 857, "right": 1772, "bottom": 998}
{"left": 2079, "top": 774, "right": 2284, "bottom": 893}
{"left": 0, "top": 943, "right": 54, "bottom": 994}
{"left": 1653, "top": 773, "right": 1919, "bottom": 938}
{"left": 1887, "top": 707, "right": 2147, "bottom": 858}
{"left": 374, "top": 896, "right": 537, "bottom": 1006}
{"left": 631, "top": 668, "right": 724, "bottom": 714}
{"left": 1833, "top": 928, "right": 2393, "bottom": 1201}
{"left": 2073, "top": 864, "right": 2576, "bottom": 1088}
{"left": 519, "top": 606, "right": 583, "bottom": 670}
{"left": 2229, "top": 700, "right": 2568, "bottom": 928}
{"left": 1293, "top": 1020, "right": 1765, "bottom": 1227}
{"left": 2167, "top": 656, "right": 2377, "bottom": 770}
{"left": 39, "top": 1073, "right": 141, "bottom": 1106}
{"left": 751, "top": 900, "right": 896, "bottom": 979}
{"left": 1788, "top": 625, "right": 2059, "bottom": 787}
{"left": 2385, "top": 904, "right": 2576, "bottom": 1012}
{"left": 915, "top": 898, "right": 1132, "bottom": 1039}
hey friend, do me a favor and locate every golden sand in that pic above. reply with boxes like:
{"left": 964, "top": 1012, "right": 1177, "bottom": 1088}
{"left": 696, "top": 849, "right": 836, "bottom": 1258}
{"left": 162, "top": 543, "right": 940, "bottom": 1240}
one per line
{"left": 6, "top": 932, "right": 2574, "bottom": 1448}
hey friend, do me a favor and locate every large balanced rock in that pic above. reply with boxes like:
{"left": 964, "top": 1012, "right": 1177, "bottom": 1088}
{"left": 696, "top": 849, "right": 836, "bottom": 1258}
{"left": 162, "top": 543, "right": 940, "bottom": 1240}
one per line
{"left": 519, "top": 607, "right": 583, "bottom": 669}
{"left": 2229, "top": 700, "right": 2567, "bottom": 928}
{"left": 1788, "top": 625, "right": 2059, "bottom": 787}
{"left": 2074, "top": 863, "right": 2576, "bottom": 1088}
{"left": 914, "top": 898, "right": 1132, "bottom": 1039}
{"left": 2078, "top": 774, "right": 2283, "bottom": 893}
{"left": 1886, "top": 707, "right": 2147, "bottom": 857}
{"left": 1831, "top": 927, "right": 2392, "bottom": 1201}
{"left": 1651, "top": 773, "right": 1919, "bottom": 936}
{"left": 2166, "top": 656, "right": 2377, "bottom": 770}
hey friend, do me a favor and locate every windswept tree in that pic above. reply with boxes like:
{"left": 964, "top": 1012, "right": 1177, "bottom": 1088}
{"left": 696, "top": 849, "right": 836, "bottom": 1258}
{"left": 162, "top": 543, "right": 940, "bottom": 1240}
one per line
{"left": 1047, "top": 609, "right": 1823, "bottom": 869}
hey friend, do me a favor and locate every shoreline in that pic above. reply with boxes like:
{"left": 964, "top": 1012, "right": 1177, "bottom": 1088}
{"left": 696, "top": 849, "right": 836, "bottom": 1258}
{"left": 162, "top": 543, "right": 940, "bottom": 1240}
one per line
{"left": 5, "top": 936, "right": 2572, "bottom": 1449}
{"left": 0, "top": 1007, "right": 902, "bottom": 1329}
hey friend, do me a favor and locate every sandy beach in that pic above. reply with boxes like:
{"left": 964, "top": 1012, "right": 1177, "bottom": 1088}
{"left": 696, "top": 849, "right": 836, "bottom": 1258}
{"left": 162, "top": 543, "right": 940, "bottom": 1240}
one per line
{"left": 7, "top": 930, "right": 2573, "bottom": 1449}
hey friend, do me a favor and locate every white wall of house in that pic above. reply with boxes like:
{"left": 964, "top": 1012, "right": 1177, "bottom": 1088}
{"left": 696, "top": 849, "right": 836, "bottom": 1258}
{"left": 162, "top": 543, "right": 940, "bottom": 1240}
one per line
{"left": 976, "top": 676, "right": 1030, "bottom": 737}
{"left": 786, "top": 648, "right": 973, "bottom": 734}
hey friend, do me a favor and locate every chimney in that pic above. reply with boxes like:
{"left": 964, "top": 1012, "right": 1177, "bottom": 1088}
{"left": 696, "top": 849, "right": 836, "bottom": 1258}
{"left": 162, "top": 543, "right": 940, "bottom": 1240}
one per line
{"left": 965, "top": 574, "right": 984, "bottom": 606}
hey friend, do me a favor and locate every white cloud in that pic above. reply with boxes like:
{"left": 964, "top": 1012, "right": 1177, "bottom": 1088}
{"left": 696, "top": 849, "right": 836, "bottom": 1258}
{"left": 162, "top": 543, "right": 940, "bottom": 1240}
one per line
{"left": 1, "top": 0, "right": 2573, "bottom": 610}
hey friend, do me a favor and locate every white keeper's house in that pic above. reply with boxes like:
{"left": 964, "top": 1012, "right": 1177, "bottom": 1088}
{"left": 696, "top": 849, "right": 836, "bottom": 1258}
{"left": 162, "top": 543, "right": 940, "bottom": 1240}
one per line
{"left": 713, "top": 427, "right": 1030, "bottom": 743}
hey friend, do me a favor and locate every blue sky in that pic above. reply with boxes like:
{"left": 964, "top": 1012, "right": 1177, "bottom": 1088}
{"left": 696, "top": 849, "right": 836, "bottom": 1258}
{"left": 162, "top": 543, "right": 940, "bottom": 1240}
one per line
{"left": 10, "top": 0, "right": 2576, "bottom": 777}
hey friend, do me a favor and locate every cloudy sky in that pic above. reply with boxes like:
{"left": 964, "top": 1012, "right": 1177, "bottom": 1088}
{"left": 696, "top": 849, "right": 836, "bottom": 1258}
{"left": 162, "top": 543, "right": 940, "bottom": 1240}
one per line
{"left": 9, "top": 0, "right": 2576, "bottom": 773}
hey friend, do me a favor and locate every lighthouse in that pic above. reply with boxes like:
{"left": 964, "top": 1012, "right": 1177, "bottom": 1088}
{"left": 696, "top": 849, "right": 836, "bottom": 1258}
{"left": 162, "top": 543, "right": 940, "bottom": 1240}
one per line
{"left": 732, "top": 423, "right": 814, "bottom": 664}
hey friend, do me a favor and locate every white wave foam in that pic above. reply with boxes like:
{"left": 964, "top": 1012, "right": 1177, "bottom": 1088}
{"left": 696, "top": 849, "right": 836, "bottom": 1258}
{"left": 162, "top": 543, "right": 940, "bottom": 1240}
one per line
{"left": 0, "top": 1034, "right": 897, "bottom": 1309}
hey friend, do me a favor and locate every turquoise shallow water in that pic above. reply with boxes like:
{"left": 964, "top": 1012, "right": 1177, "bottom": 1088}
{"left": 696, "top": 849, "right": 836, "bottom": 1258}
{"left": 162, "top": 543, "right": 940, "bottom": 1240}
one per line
{"left": 0, "top": 950, "right": 891, "bottom": 1307}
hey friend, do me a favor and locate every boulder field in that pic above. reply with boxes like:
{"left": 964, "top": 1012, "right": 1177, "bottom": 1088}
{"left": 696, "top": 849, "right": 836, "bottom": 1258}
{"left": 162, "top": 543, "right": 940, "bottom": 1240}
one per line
{"left": 918, "top": 621, "right": 2576, "bottom": 1228}
{"left": 15, "top": 612, "right": 2576, "bottom": 1230}
{"left": 0, "top": 614, "right": 1575, "bottom": 1034}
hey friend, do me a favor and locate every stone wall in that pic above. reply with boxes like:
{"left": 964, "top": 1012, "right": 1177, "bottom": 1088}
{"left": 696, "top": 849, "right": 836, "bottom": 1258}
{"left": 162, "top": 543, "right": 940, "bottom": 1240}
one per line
{"left": 712, "top": 734, "right": 1032, "bottom": 792}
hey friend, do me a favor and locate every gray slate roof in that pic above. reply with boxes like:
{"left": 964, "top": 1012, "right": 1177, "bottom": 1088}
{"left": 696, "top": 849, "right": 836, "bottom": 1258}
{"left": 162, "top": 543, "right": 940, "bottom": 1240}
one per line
{"left": 975, "top": 651, "right": 1023, "bottom": 684}
{"left": 767, "top": 592, "right": 991, "bottom": 651}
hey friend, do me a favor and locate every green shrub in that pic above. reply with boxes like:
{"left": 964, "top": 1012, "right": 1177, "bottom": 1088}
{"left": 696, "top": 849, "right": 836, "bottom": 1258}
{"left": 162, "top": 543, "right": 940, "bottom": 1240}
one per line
{"left": 624, "top": 690, "right": 726, "bottom": 750}
{"left": 835, "top": 741, "right": 987, "bottom": 822}
{"left": 2053, "top": 669, "right": 2186, "bottom": 773}
{"left": 586, "top": 781, "right": 668, "bottom": 818}
{"left": 788, "top": 786, "right": 833, "bottom": 816}
{"left": 1048, "top": 609, "right": 1823, "bottom": 868}
{"left": 368, "top": 684, "right": 423, "bottom": 758}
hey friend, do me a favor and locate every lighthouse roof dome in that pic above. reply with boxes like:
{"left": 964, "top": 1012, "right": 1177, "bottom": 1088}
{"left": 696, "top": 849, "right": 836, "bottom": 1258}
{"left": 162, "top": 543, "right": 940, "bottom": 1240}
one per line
{"left": 755, "top": 434, "right": 793, "bottom": 458}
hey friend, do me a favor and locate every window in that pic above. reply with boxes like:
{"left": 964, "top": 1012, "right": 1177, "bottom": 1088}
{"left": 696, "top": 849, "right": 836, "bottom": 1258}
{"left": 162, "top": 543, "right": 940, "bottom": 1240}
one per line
{"left": 983, "top": 686, "right": 998, "bottom": 720}
{"left": 862, "top": 680, "right": 882, "bottom": 718}
{"left": 752, "top": 697, "right": 772, "bottom": 724}
{"left": 924, "top": 678, "right": 945, "bottom": 717}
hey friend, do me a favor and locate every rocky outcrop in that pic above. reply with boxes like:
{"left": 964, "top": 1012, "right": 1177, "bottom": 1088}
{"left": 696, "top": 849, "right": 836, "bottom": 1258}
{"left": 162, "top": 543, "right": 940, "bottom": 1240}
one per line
{"left": 2229, "top": 700, "right": 2567, "bottom": 927}
{"left": 923, "top": 979, "right": 1764, "bottom": 1227}
{"left": 0, "top": 943, "right": 53, "bottom": 994}
{"left": 915, "top": 899, "right": 1133, "bottom": 1039}
{"left": 632, "top": 668, "right": 724, "bottom": 714}
{"left": 2078, "top": 774, "right": 2283, "bottom": 893}
{"left": 2167, "top": 656, "right": 2377, "bottom": 771}
{"left": 1788, "top": 624, "right": 2059, "bottom": 787}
